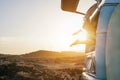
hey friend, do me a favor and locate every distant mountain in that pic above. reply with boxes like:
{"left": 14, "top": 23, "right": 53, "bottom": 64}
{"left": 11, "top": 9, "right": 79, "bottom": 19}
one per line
{"left": 0, "top": 53, "right": 11, "bottom": 56}
{"left": 23, "top": 50, "right": 84, "bottom": 58}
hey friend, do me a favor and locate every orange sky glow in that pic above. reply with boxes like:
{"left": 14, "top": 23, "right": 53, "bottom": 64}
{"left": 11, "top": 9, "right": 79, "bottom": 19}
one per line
{"left": 0, "top": 0, "right": 88, "bottom": 54}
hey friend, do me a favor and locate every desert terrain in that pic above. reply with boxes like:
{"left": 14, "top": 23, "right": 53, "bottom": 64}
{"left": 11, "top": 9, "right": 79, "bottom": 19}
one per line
{"left": 0, "top": 50, "right": 85, "bottom": 80}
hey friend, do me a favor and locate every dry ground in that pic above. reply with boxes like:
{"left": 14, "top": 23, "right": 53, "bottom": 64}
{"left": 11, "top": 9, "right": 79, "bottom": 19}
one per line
{"left": 0, "top": 52, "right": 85, "bottom": 80}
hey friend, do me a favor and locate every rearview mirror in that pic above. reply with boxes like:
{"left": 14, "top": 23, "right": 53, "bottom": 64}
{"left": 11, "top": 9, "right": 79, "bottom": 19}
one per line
{"left": 61, "top": 0, "right": 85, "bottom": 15}
{"left": 61, "top": 0, "right": 96, "bottom": 15}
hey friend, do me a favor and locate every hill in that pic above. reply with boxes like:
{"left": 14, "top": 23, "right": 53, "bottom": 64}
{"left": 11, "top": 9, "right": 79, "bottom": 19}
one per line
{"left": 0, "top": 50, "right": 85, "bottom": 80}
{"left": 23, "top": 50, "right": 84, "bottom": 58}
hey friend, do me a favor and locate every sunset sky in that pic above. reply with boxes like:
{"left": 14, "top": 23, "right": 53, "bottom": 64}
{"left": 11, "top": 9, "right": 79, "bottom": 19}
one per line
{"left": 0, "top": 0, "right": 89, "bottom": 54}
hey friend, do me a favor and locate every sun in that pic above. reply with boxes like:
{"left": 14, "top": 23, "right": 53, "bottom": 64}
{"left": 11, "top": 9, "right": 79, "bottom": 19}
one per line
{"left": 52, "top": 28, "right": 87, "bottom": 52}
{"left": 69, "top": 29, "right": 87, "bottom": 52}
{"left": 76, "top": 29, "right": 87, "bottom": 41}
{"left": 73, "top": 29, "right": 87, "bottom": 42}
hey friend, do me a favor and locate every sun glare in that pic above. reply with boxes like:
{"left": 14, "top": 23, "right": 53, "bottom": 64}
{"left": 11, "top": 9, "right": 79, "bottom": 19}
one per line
{"left": 69, "top": 29, "right": 87, "bottom": 52}
{"left": 75, "top": 29, "right": 87, "bottom": 41}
